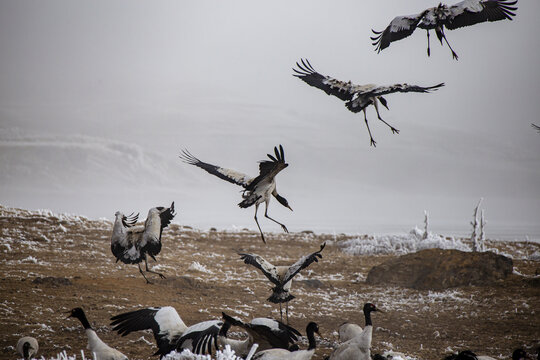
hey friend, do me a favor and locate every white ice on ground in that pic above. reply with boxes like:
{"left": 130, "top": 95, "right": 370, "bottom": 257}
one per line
{"left": 32, "top": 346, "right": 244, "bottom": 360}
{"left": 188, "top": 262, "right": 214, "bottom": 274}
{"left": 163, "top": 345, "right": 243, "bottom": 360}
{"left": 381, "top": 350, "right": 418, "bottom": 360}
{"left": 337, "top": 226, "right": 470, "bottom": 255}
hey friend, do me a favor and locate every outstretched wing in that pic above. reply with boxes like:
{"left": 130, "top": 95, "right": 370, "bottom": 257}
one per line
{"left": 159, "top": 202, "right": 176, "bottom": 231}
{"left": 293, "top": 59, "right": 356, "bottom": 102}
{"left": 222, "top": 312, "right": 300, "bottom": 350}
{"left": 282, "top": 242, "right": 326, "bottom": 285}
{"left": 238, "top": 253, "right": 280, "bottom": 286}
{"left": 532, "top": 123, "right": 540, "bottom": 133}
{"left": 445, "top": 0, "right": 517, "bottom": 30}
{"left": 110, "top": 306, "right": 186, "bottom": 356}
{"left": 176, "top": 320, "right": 222, "bottom": 355}
{"left": 371, "top": 12, "right": 426, "bottom": 52}
{"left": 246, "top": 145, "right": 288, "bottom": 191}
{"left": 359, "top": 82, "right": 445, "bottom": 98}
{"left": 180, "top": 149, "right": 252, "bottom": 188}
{"left": 249, "top": 318, "right": 301, "bottom": 349}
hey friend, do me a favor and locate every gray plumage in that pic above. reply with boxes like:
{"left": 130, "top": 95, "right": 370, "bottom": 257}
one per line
{"left": 372, "top": 0, "right": 518, "bottom": 59}
{"left": 179, "top": 145, "right": 291, "bottom": 243}
{"left": 293, "top": 59, "right": 444, "bottom": 147}
{"left": 16, "top": 337, "right": 38, "bottom": 360}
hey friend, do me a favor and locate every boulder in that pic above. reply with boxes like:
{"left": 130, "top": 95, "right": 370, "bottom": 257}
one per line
{"left": 366, "top": 249, "right": 513, "bottom": 290}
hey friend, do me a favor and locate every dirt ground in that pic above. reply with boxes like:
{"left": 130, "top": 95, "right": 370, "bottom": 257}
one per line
{"left": 0, "top": 205, "right": 539, "bottom": 360}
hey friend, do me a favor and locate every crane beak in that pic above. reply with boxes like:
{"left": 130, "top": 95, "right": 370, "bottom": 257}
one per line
{"left": 287, "top": 205, "right": 293, "bottom": 211}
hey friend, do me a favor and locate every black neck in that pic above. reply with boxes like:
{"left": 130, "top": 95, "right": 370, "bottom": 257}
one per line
{"left": 275, "top": 193, "right": 288, "bottom": 208}
{"left": 23, "top": 342, "right": 30, "bottom": 359}
{"left": 219, "top": 322, "right": 231, "bottom": 337}
{"left": 306, "top": 327, "right": 317, "bottom": 351}
{"left": 364, "top": 309, "right": 372, "bottom": 327}
{"left": 76, "top": 311, "right": 92, "bottom": 329}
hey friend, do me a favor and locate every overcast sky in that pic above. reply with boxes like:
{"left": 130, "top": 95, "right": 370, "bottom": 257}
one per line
{"left": 1, "top": 1, "right": 539, "bottom": 238}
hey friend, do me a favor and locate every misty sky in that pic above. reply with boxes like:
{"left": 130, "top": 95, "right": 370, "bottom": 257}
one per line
{"left": 1, "top": 1, "right": 539, "bottom": 238}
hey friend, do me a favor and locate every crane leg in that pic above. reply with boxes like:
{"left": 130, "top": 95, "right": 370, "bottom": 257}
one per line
{"left": 374, "top": 102, "right": 399, "bottom": 134}
{"left": 442, "top": 33, "right": 459, "bottom": 60}
{"left": 254, "top": 203, "right": 266, "bottom": 244}
{"left": 279, "top": 303, "right": 283, "bottom": 322}
{"left": 144, "top": 254, "right": 166, "bottom": 279}
{"left": 363, "top": 110, "right": 377, "bottom": 147}
{"left": 264, "top": 203, "right": 289, "bottom": 233}
{"left": 138, "top": 263, "right": 153, "bottom": 284}
{"left": 427, "top": 30, "right": 431, "bottom": 57}
{"left": 286, "top": 302, "right": 290, "bottom": 324}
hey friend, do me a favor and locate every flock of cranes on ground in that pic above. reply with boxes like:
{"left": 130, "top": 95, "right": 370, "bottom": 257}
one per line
{"left": 16, "top": 0, "right": 535, "bottom": 359}
{"left": 19, "top": 304, "right": 534, "bottom": 359}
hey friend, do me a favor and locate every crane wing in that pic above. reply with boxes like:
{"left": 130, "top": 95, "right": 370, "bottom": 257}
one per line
{"left": 222, "top": 313, "right": 300, "bottom": 350}
{"left": 238, "top": 253, "right": 281, "bottom": 286}
{"left": 246, "top": 145, "right": 288, "bottom": 191}
{"left": 359, "top": 82, "right": 445, "bottom": 98}
{"left": 371, "top": 12, "right": 426, "bottom": 52}
{"left": 249, "top": 318, "right": 301, "bottom": 348}
{"left": 282, "top": 242, "right": 326, "bottom": 285}
{"left": 122, "top": 212, "right": 139, "bottom": 228}
{"left": 446, "top": 0, "right": 517, "bottom": 30}
{"left": 532, "top": 123, "right": 540, "bottom": 133}
{"left": 293, "top": 59, "right": 356, "bottom": 102}
{"left": 176, "top": 320, "right": 222, "bottom": 355}
{"left": 159, "top": 202, "right": 176, "bottom": 231}
{"left": 110, "top": 306, "right": 186, "bottom": 356}
{"left": 179, "top": 149, "right": 252, "bottom": 188}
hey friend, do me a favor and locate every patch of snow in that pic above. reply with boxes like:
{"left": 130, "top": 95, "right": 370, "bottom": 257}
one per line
{"left": 188, "top": 262, "right": 214, "bottom": 274}
{"left": 513, "top": 268, "right": 540, "bottom": 278}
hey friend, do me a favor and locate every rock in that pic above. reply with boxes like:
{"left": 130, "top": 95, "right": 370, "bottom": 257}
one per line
{"left": 366, "top": 249, "right": 513, "bottom": 290}
{"left": 32, "top": 277, "right": 72, "bottom": 286}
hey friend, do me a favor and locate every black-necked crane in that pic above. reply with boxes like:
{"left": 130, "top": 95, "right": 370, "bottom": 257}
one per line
{"left": 220, "top": 312, "right": 301, "bottom": 356}
{"left": 239, "top": 242, "right": 325, "bottom": 323}
{"left": 16, "top": 337, "right": 38, "bottom": 360}
{"left": 328, "top": 303, "right": 381, "bottom": 360}
{"left": 179, "top": 145, "right": 292, "bottom": 243}
{"left": 67, "top": 307, "right": 128, "bottom": 360}
{"left": 110, "top": 202, "right": 176, "bottom": 283}
{"left": 110, "top": 306, "right": 222, "bottom": 357}
{"left": 293, "top": 59, "right": 444, "bottom": 147}
{"left": 252, "top": 322, "right": 321, "bottom": 360}
{"left": 371, "top": 0, "right": 518, "bottom": 60}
